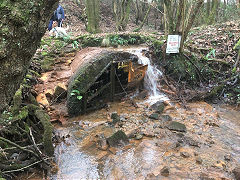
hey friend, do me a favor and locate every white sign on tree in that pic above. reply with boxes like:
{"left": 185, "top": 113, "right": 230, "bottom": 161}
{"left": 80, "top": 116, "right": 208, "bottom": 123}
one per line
{"left": 166, "top": 35, "right": 181, "bottom": 54}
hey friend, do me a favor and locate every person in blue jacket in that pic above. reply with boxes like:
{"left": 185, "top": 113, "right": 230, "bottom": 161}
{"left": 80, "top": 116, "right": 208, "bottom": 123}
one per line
{"left": 48, "top": 4, "right": 65, "bottom": 31}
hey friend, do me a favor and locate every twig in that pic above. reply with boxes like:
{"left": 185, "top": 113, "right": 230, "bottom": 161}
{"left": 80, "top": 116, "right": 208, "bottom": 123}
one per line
{"left": 0, "top": 137, "right": 39, "bottom": 159}
{"left": 3, "top": 143, "right": 43, "bottom": 151}
{"left": 29, "top": 127, "right": 43, "bottom": 156}
{"left": 2, "top": 160, "right": 43, "bottom": 174}
{"left": 233, "top": 51, "right": 240, "bottom": 69}
{"left": 183, "top": 53, "right": 206, "bottom": 82}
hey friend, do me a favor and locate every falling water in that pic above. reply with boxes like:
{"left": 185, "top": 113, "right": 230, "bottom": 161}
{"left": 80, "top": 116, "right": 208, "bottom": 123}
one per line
{"left": 123, "top": 47, "right": 169, "bottom": 104}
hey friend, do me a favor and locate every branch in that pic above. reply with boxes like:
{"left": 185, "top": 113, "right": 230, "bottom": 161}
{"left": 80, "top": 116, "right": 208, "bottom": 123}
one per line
{"left": 0, "top": 137, "right": 39, "bottom": 159}
{"left": 183, "top": 0, "right": 204, "bottom": 42}
{"left": 2, "top": 159, "right": 45, "bottom": 174}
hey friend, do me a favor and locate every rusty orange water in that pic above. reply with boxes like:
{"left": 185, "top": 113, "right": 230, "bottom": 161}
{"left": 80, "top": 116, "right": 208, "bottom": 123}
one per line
{"left": 51, "top": 100, "right": 240, "bottom": 180}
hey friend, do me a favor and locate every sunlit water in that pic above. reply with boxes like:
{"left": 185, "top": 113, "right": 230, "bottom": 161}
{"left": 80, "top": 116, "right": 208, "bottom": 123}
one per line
{"left": 116, "top": 46, "right": 169, "bottom": 104}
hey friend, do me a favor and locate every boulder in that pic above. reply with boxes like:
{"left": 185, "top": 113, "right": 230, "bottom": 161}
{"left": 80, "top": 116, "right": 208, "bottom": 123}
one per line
{"left": 107, "top": 130, "right": 129, "bottom": 147}
{"left": 53, "top": 83, "right": 67, "bottom": 100}
{"left": 160, "top": 166, "right": 170, "bottom": 177}
{"left": 150, "top": 101, "right": 166, "bottom": 114}
{"left": 149, "top": 113, "right": 159, "bottom": 120}
{"left": 110, "top": 112, "right": 120, "bottom": 125}
{"left": 167, "top": 121, "right": 187, "bottom": 132}
{"left": 160, "top": 115, "right": 172, "bottom": 122}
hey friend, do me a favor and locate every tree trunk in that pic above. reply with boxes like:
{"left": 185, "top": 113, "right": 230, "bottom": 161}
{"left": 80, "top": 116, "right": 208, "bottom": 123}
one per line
{"left": 134, "top": 3, "right": 151, "bottom": 32}
{"left": 0, "top": 0, "right": 59, "bottom": 112}
{"left": 183, "top": 0, "right": 204, "bottom": 42}
{"left": 85, "top": 0, "right": 100, "bottom": 33}
{"left": 208, "top": 0, "right": 218, "bottom": 24}
{"left": 206, "top": 0, "right": 211, "bottom": 17}
{"left": 113, "top": 0, "right": 132, "bottom": 31}
{"left": 163, "top": 0, "right": 174, "bottom": 34}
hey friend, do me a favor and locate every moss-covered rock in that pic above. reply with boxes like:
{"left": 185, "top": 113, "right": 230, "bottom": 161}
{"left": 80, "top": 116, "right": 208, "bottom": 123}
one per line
{"left": 167, "top": 121, "right": 187, "bottom": 132}
{"left": 12, "top": 86, "right": 23, "bottom": 116}
{"left": 110, "top": 112, "right": 120, "bottom": 125}
{"left": 107, "top": 130, "right": 129, "bottom": 147}
{"left": 35, "top": 110, "right": 54, "bottom": 156}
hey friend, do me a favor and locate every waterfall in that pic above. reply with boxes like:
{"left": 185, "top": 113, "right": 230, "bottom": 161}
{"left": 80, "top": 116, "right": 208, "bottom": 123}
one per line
{"left": 125, "top": 47, "right": 169, "bottom": 104}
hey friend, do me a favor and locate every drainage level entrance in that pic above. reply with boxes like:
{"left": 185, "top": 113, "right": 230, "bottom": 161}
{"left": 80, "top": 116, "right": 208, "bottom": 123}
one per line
{"left": 67, "top": 49, "right": 147, "bottom": 117}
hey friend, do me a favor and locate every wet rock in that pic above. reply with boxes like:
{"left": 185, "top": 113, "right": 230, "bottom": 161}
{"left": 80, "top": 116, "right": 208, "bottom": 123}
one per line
{"left": 205, "top": 119, "right": 219, "bottom": 127}
{"left": 196, "top": 157, "right": 203, "bottom": 164}
{"left": 200, "top": 173, "right": 215, "bottom": 180}
{"left": 142, "top": 118, "right": 148, "bottom": 123}
{"left": 95, "top": 133, "right": 108, "bottom": 151}
{"left": 45, "top": 89, "right": 54, "bottom": 101}
{"left": 142, "top": 129, "right": 155, "bottom": 137}
{"left": 149, "top": 113, "right": 159, "bottom": 120}
{"left": 96, "top": 151, "right": 108, "bottom": 160}
{"left": 181, "top": 152, "right": 191, "bottom": 158}
{"left": 136, "top": 90, "right": 148, "bottom": 100}
{"left": 167, "top": 121, "right": 186, "bottom": 132}
{"left": 176, "top": 133, "right": 185, "bottom": 138}
{"left": 110, "top": 112, "right": 120, "bottom": 125}
{"left": 184, "top": 137, "right": 200, "bottom": 147}
{"left": 36, "top": 93, "right": 49, "bottom": 107}
{"left": 233, "top": 166, "right": 240, "bottom": 180}
{"left": 135, "top": 134, "right": 143, "bottom": 140}
{"left": 160, "top": 115, "right": 172, "bottom": 122}
{"left": 177, "top": 138, "right": 184, "bottom": 144}
{"left": 160, "top": 166, "right": 170, "bottom": 177}
{"left": 53, "top": 83, "right": 67, "bottom": 100}
{"left": 125, "top": 128, "right": 138, "bottom": 138}
{"left": 150, "top": 101, "right": 165, "bottom": 114}
{"left": 224, "top": 154, "right": 232, "bottom": 161}
{"left": 108, "top": 147, "right": 117, "bottom": 155}
{"left": 107, "top": 130, "right": 129, "bottom": 147}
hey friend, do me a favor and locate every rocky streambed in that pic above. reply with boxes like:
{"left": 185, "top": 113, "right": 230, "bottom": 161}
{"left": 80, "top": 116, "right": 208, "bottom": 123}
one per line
{"left": 51, "top": 98, "right": 240, "bottom": 180}
{"left": 32, "top": 46, "right": 240, "bottom": 180}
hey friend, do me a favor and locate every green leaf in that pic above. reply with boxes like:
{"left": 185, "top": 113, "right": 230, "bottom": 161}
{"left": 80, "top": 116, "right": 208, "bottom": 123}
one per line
{"left": 41, "top": 51, "right": 48, "bottom": 56}
{"left": 70, "top": 92, "right": 76, "bottom": 96}
{"left": 77, "top": 96, "right": 82, "bottom": 100}
{"left": 71, "top": 89, "right": 80, "bottom": 95}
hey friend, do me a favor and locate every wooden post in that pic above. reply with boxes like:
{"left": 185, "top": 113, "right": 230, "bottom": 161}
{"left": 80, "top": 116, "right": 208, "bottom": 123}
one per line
{"left": 110, "top": 63, "right": 115, "bottom": 101}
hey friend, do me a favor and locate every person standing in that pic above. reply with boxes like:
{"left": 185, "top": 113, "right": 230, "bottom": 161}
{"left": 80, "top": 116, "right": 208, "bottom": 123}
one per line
{"left": 48, "top": 4, "right": 65, "bottom": 31}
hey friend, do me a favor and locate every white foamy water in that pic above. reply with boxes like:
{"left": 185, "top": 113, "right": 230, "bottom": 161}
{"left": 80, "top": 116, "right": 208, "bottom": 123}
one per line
{"left": 116, "top": 47, "right": 169, "bottom": 104}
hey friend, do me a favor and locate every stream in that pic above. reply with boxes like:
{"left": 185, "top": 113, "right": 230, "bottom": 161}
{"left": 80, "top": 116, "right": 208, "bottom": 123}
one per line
{"left": 35, "top": 47, "right": 240, "bottom": 179}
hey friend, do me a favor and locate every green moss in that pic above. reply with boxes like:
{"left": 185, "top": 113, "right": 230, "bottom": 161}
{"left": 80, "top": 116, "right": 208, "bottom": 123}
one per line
{"left": 27, "top": 94, "right": 39, "bottom": 106}
{"left": 29, "top": 70, "right": 40, "bottom": 77}
{"left": 107, "top": 130, "right": 129, "bottom": 147}
{"left": 35, "top": 110, "right": 54, "bottom": 156}
{"left": 41, "top": 57, "right": 55, "bottom": 71}
{"left": 81, "top": 36, "right": 103, "bottom": 47}
{"left": 12, "top": 86, "right": 22, "bottom": 115}
{"left": 234, "top": 40, "right": 240, "bottom": 50}
{"left": 25, "top": 74, "right": 33, "bottom": 79}
{"left": 17, "top": 106, "right": 28, "bottom": 120}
